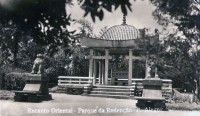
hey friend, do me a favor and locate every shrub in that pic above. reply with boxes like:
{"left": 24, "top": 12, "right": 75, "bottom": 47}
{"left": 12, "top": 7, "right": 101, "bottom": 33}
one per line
{"left": 0, "top": 72, "right": 5, "bottom": 89}
{"left": 172, "top": 89, "right": 194, "bottom": 103}
{"left": 0, "top": 65, "right": 26, "bottom": 90}
{"left": 4, "top": 72, "right": 26, "bottom": 90}
{"left": 45, "top": 66, "right": 67, "bottom": 84}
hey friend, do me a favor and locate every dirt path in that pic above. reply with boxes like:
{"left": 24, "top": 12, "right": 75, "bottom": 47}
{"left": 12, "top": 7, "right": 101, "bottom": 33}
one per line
{"left": 1, "top": 93, "right": 200, "bottom": 116}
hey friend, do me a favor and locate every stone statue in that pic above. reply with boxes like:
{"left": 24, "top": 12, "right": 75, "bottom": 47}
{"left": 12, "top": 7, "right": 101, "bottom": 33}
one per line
{"left": 31, "top": 54, "right": 44, "bottom": 74}
{"left": 146, "top": 63, "right": 151, "bottom": 78}
{"left": 154, "top": 67, "right": 159, "bottom": 78}
{"left": 146, "top": 58, "right": 154, "bottom": 78}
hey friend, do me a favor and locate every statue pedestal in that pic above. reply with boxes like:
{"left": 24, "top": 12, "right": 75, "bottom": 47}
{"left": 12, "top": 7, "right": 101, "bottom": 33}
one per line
{"left": 14, "top": 73, "right": 52, "bottom": 102}
{"left": 135, "top": 78, "right": 166, "bottom": 110}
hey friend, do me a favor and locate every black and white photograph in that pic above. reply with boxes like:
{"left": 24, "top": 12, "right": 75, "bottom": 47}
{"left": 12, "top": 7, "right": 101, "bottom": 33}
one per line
{"left": 0, "top": 0, "right": 200, "bottom": 116}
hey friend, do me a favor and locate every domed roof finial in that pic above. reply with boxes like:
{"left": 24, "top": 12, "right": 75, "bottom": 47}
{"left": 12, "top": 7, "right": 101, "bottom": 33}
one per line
{"left": 122, "top": 14, "right": 127, "bottom": 25}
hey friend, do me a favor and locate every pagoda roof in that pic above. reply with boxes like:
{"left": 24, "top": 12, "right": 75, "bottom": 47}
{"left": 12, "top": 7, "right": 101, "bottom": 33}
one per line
{"left": 79, "top": 36, "right": 140, "bottom": 48}
{"left": 100, "top": 24, "right": 140, "bottom": 40}
{"left": 79, "top": 24, "right": 159, "bottom": 49}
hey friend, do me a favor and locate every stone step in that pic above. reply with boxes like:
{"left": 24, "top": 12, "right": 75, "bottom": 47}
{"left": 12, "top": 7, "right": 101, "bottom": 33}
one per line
{"left": 93, "top": 85, "right": 135, "bottom": 89}
{"left": 90, "top": 91, "right": 133, "bottom": 95}
{"left": 88, "top": 85, "right": 135, "bottom": 99}
{"left": 88, "top": 94, "right": 131, "bottom": 99}
{"left": 92, "top": 88, "right": 134, "bottom": 92}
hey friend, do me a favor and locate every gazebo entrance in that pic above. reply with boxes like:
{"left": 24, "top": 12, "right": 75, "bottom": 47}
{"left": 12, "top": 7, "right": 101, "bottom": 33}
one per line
{"left": 85, "top": 48, "right": 146, "bottom": 86}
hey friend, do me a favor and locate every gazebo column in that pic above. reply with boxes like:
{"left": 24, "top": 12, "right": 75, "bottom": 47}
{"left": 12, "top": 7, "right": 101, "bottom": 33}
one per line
{"left": 126, "top": 53, "right": 146, "bottom": 85}
{"left": 105, "top": 49, "right": 109, "bottom": 85}
{"left": 98, "top": 60, "right": 102, "bottom": 84}
{"left": 86, "top": 49, "right": 112, "bottom": 85}
{"left": 93, "top": 60, "right": 97, "bottom": 85}
{"left": 102, "top": 61, "right": 105, "bottom": 84}
{"left": 89, "top": 49, "right": 94, "bottom": 78}
{"left": 128, "top": 49, "right": 133, "bottom": 86}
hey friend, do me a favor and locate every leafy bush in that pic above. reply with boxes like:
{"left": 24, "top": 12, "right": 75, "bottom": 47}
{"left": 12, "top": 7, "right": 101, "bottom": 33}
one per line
{"left": 0, "top": 65, "right": 26, "bottom": 90}
{"left": 0, "top": 72, "right": 5, "bottom": 89}
{"left": 172, "top": 89, "right": 194, "bottom": 103}
{"left": 45, "top": 66, "right": 67, "bottom": 84}
{"left": 4, "top": 72, "right": 26, "bottom": 90}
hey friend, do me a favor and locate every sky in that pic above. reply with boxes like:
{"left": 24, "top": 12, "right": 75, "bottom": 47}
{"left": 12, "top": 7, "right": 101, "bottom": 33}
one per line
{"left": 67, "top": 0, "right": 163, "bottom": 35}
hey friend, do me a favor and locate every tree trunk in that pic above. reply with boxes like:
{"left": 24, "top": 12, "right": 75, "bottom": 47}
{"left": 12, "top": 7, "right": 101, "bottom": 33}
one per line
{"left": 196, "top": 43, "right": 200, "bottom": 100}
{"left": 195, "top": 62, "right": 200, "bottom": 102}
{"left": 13, "top": 31, "right": 20, "bottom": 66}
{"left": 0, "top": 43, "right": 2, "bottom": 66}
{"left": 198, "top": 68, "right": 200, "bottom": 100}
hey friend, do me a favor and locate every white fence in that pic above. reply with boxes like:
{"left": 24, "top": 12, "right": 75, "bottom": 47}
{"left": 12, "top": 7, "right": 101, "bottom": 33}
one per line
{"left": 58, "top": 76, "right": 94, "bottom": 87}
{"left": 58, "top": 76, "right": 94, "bottom": 94}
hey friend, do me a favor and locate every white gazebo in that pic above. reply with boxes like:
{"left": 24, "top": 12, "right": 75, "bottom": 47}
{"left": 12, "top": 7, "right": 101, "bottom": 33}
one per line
{"left": 79, "top": 17, "right": 159, "bottom": 86}
{"left": 58, "top": 17, "right": 172, "bottom": 100}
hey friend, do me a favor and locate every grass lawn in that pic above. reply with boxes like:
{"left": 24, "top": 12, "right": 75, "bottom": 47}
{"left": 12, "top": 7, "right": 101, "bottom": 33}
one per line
{"left": 0, "top": 90, "right": 15, "bottom": 100}
{"left": 166, "top": 102, "right": 200, "bottom": 111}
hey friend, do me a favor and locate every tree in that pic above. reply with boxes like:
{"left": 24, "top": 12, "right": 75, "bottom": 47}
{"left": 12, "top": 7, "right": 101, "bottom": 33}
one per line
{"left": 66, "top": 19, "right": 94, "bottom": 76}
{"left": 0, "top": 0, "right": 70, "bottom": 44}
{"left": 150, "top": 0, "right": 200, "bottom": 31}
{"left": 150, "top": 0, "right": 200, "bottom": 100}
{"left": 0, "top": 24, "right": 18, "bottom": 65}
{"left": 154, "top": 32, "right": 200, "bottom": 102}
{"left": 0, "top": 0, "right": 133, "bottom": 65}
{"left": 0, "top": 0, "right": 132, "bottom": 47}
{"left": 0, "top": 0, "right": 72, "bottom": 66}
{"left": 78, "top": 0, "right": 132, "bottom": 22}
{"left": 75, "top": 19, "right": 94, "bottom": 37}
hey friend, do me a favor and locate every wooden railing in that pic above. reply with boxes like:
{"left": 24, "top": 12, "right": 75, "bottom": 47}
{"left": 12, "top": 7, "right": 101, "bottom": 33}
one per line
{"left": 58, "top": 76, "right": 93, "bottom": 87}
{"left": 58, "top": 76, "right": 94, "bottom": 95}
